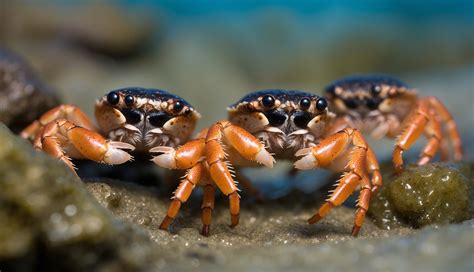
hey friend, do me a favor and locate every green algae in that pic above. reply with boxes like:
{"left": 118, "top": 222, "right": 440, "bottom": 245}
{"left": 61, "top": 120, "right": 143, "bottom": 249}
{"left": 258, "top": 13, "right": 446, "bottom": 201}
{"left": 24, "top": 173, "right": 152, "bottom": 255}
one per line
{"left": 369, "top": 163, "right": 473, "bottom": 229}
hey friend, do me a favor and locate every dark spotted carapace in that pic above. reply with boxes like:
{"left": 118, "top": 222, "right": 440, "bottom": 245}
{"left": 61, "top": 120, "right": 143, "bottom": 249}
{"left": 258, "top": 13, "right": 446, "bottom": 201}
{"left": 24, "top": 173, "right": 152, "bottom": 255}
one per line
{"left": 231, "top": 89, "right": 321, "bottom": 107}
{"left": 104, "top": 87, "right": 196, "bottom": 124}
{"left": 109, "top": 87, "right": 194, "bottom": 109}
{"left": 229, "top": 89, "right": 328, "bottom": 131}
{"left": 324, "top": 74, "right": 409, "bottom": 111}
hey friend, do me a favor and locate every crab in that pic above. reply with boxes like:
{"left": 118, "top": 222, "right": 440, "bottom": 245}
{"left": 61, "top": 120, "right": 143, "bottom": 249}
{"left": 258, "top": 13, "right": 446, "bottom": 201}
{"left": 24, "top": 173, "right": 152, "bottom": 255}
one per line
{"left": 20, "top": 87, "right": 201, "bottom": 174}
{"left": 154, "top": 89, "right": 382, "bottom": 236}
{"left": 323, "top": 75, "right": 463, "bottom": 174}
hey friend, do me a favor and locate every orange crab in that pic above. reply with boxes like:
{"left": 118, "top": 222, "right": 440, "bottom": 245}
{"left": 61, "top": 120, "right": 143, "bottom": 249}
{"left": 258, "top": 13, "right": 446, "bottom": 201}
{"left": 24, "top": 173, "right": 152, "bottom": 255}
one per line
{"left": 323, "top": 75, "right": 463, "bottom": 174}
{"left": 20, "top": 87, "right": 200, "bottom": 173}
{"left": 155, "top": 90, "right": 382, "bottom": 236}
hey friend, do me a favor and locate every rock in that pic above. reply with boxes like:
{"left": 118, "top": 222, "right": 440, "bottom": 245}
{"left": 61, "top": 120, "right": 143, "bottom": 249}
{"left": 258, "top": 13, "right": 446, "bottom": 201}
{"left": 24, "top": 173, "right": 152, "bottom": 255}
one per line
{"left": 84, "top": 177, "right": 391, "bottom": 245}
{"left": 369, "top": 163, "right": 474, "bottom": 229}
{"left": 0, "top": 124, "right": 161, "bottom": 272}
{"left": 0, "top": 48, "right": 60, "bottom": 132}
{"left": 177, "top": 220, "right": 474, "bottom": 271}
{"left": 84, "top": 178, "right": 474, "bottom": 271}
{"left": 4, "top": 4, "right": 154, "bottom": 59}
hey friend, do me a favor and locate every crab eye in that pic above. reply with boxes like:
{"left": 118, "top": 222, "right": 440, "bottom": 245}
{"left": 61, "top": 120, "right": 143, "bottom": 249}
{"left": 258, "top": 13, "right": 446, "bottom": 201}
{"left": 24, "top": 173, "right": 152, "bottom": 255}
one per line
{"left": 173, "top": 100, "right": 184, "bottom": 112}
{"left": 344, "top": 99, "right": 358, "bottom": 109}
{"left": 299, "top": 98, "right": 311, "bottom": 110}
{"left": 124, "top": 95, "right": 134, "bottom": 106}
{"left": 262, "top": 95, "right": 275, "bottom": 108}
{"left": 316, "top": 98, "right": 328, "bottom": 110}
{"left": 107, "top": 91, "right": 120, "bottom": 105}
{"left": 366, "top": 98, "right": 379, "bottom": 110}
{"left": 371, "top": 85, "right": 381, "bottom": 95}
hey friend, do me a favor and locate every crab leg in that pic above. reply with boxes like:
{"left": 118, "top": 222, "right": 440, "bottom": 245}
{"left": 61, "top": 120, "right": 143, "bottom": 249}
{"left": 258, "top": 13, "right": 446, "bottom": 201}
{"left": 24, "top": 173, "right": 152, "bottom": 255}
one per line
{"left": 417, "top": 108, "right": 443, "bottom": 165}
{"left": 151, "top": 138, "right": 206, "bottom": 169}
{"left": 159, "top": 162, "right": 203, "bottom": 231}
{"left": 352, "top": 176, "right": 371, "bottom": 236}
{"left": 206, "top": 120, "right": 274, "bottom": 227}
{"left": 325, "top": 121, "right": 382, "bottom": 193}
{"left": 218, "top": 121, "right": 274, "bottom": 167}
{"left": 206, "top": 122, "right": 240, "bottom": 227}
{"left": 38, "top": 121, "right": 76, "bottom": 171}
{"left": 36, "top": 119, "right": 133, "bottom": 173}
{"left": 201, "top": 183, "right": 216, "bottom": 236}
{"left": 439, "top": 138, "right": 450, "bottom": 161}
{"left": 427, "top": 96, "right": 463, "bottom": 161}
{"left": 20, "top": 104, "right": 97, "bottom": 141}
{"left": 392, "top": 97, "right": 456, "bottom": 173}
{"left": 429, "top": 109, "right": 449, "bottom": 161}
{"left": 366, "top": 146, "right": 382, "bottom": 193}
{"left": 294, "top": 128, "right": 372, "bottom": 236}
{"left": 392, "top": 100, "right": 430, "bottom": 174}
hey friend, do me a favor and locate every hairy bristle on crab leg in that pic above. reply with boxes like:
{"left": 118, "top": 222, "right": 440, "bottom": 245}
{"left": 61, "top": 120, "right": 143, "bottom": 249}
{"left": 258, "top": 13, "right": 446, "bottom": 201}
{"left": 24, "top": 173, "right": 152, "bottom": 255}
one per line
{"left": 20, "top": 104, "right": 97, "bottom": 142}
{"left": 295, "top": 128, "right": 379, "bottom": 236}
{"left": 205, "top": 120, "right": 274, "bottom": 227}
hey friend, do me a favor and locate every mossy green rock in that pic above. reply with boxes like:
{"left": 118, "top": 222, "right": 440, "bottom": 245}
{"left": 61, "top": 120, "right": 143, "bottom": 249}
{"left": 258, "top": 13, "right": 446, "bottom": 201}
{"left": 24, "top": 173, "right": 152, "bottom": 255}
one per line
{"left": 0, "top": 124, "right": 161, "bottom": 271}
{"left": 370, "top": 163, "right": 473, "bottom": 229}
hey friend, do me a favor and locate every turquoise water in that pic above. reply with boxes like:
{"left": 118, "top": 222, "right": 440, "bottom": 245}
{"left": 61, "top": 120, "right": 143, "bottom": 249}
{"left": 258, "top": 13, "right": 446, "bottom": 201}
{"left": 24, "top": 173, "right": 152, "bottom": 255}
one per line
{"left": 118, "top": 0, "right": 473, "bottom": 19}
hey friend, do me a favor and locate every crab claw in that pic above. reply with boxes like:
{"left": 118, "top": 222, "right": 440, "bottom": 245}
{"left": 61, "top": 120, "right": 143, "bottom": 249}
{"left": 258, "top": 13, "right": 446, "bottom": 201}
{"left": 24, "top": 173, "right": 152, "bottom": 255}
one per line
{"left": 255, "top": 148, "right": 275, "bottom": 168}
{"left": 294, "top": 147, "right": 317, "bottom": 170}
{"left": 150, "top": 146, "right": 177, "bottom": 169}
{"left": 103, "top": 141, "right": 135, "bottom": 165}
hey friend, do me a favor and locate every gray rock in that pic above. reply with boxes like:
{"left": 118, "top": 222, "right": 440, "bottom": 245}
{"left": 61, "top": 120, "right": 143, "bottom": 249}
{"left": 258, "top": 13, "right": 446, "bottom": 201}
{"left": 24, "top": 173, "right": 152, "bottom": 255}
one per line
{"left": 85, "top": 176, "right": 474, "bottom": 272}
{"left": 0, "top": 48, "right": 60, "bottom": 132}
{"left": 0, "top": 124, "right": 161, "bottom": 272}
{"left": 3, "top": 4, "right": 154, "bottom": 59}
{"left": 180, "top": 220, "right": 474, "bottom": 272}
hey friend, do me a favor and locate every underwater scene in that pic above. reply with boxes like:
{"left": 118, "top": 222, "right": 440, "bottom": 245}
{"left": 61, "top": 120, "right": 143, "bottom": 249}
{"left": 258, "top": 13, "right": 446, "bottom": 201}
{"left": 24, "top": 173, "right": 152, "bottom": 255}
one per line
{"left": 0, "top": 0, "right": 473, "bottom": 271}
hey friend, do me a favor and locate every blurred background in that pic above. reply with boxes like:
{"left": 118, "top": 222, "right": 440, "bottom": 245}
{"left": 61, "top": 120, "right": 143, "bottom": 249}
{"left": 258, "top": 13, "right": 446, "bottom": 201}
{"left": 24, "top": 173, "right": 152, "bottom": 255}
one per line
{"left": 1, "top": 0, "right": 473, "bottom": 162}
